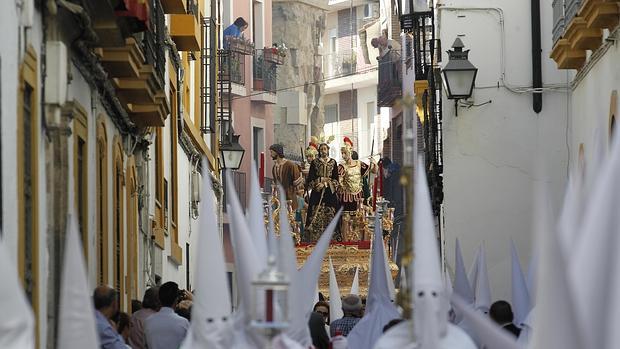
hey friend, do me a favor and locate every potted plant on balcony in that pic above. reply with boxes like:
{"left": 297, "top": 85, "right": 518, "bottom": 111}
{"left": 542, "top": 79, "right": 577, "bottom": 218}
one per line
{"left": 254, "top": 54, "right": 265, "bottom": 91}
{"left": 265, "top": 43, "right": 287, "bottom": 65}
{"left": 227, "top": 36, "right": 255, "bottom": 55}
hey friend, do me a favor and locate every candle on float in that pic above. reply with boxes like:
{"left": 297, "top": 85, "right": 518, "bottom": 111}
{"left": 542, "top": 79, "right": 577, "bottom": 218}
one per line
{"left": 265, "top": 289, "right": 274, "bottom": 322}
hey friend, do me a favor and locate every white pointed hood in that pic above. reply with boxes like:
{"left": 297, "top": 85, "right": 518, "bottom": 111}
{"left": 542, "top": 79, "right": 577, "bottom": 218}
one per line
{"left": 382, "top": 241, "right": 396, "bottom": 302}
{"left": 529, "top": 188, "right": 583, "bottom": 349}
{"left": 183, "top": 164, "right": 232, "bottom": 348}
{"left": 57, "top": 213, "right": 100, "bottom": 348}
{"left": 329, "top": 257, "right": 344, "bottom": 321}
{"left": 453, "top": 238, "right": 473, "bottom": 324}
{"left": 569, "top": 128, "right": 620, "bottom": 349}
{"left": 510, "top": 239, "right": 530, "bottom": 327}
{"left": 525, "top": 252, "right": 537, "bottom": 303}
{"left": 467, "top": 247, "right": 480, "bottom": 297}
{"left": 412, "top": 159, "right": 448, "bottom": 345}
{"left": 225, "top": 172, "right": 266, "bottom": 347}
{"left": 473, "top": 244, "right": 491, "bottom": 313}
{"left": 350, "top": 266, "right": 360, "bottom": 295}
{"left": 451, "top": 296, "right": 521, "bottom": 349}
{"left": 289, "top": 208, "right": 342, "bottom": 346}
{"left": 347, "top": 214, "right": 400, "bottom": 349}
{"left": 248, "top": 161, "right": 269, "bottom": 266}
{"left": 454, "top": 238, "right": 474, "bottom": 304}
{"left": 0, "top": 237, "right": 35, "bottom": 348}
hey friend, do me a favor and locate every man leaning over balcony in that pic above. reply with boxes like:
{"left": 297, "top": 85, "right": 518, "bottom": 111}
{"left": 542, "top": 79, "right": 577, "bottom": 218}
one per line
{"left": 223, "top": 17, "right": 248, "bottom": 48}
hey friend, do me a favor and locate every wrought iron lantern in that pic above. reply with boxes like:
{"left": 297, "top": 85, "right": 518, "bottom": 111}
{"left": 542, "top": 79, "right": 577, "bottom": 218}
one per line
{"left": 219, "top": 123, "right": 245, "bottom": 170}
{"left": 251, "top": 255, "right": 290, "bottom": 340}
{"left": 441, "top": 38, "right": 477, "bottom": 100}
{"left": 441, "top": 38, "right": 478, "bottom": 115}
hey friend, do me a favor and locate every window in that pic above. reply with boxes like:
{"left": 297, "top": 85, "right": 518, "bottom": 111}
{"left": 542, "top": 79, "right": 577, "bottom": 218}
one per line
{"left": 170, "top": 82, "right": 182, "bottom": 265}
{"left": 73, "top": 103, "right": 88, "bottom": 258}
{"left": 367, "top": 101, "right": 375, "bottom": 144}
{"left": 329, "top": 29, "right": 337, "bottom": 53}
{"left": 339, "top": 90, "right": 358, "bottom": 120}
{"left": 126, "top": 159, "right": 138, "bottom": 303}
{"left": 364, "top": 3, "right": 375, "bottom": 18}
{"left": 18, "top": 46, "right": 39, "bottom": 315}
{"left": 96, "top": 120, "right": 109, "bottom": 285}
{"left": 22, "top": 84, "right": 35, "bottom": 302}
{"left": 253, "top": 127, "right": 264, "bottom": 172}
{"left": 154, "top": 127, "right": 165, "bottom": 248}
{"left": 252, "top": 0, "right": 265, "bottom": 49}
{"left": 113, "top": 140, "right": 125, "bottom": 309}
{"left": 325, "top": 104, "right": 339, "bottom": 124}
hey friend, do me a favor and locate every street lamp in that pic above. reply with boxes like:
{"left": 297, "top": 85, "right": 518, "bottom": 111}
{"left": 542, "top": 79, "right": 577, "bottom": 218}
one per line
{"left": 219, "top": 124, "right": 245, "bottom": 170}
{"left": 441, "top": 38, "right": 478, "bottom": 116}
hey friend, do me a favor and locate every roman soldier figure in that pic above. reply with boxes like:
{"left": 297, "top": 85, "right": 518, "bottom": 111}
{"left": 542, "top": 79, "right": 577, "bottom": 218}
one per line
{"left": 338, "top": 137, "right": 377, "bottom": 212}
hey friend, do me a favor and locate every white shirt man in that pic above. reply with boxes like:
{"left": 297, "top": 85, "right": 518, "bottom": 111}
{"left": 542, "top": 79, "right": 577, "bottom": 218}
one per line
{"left": 144, "top": 282, "right": 189, "bottom": 349}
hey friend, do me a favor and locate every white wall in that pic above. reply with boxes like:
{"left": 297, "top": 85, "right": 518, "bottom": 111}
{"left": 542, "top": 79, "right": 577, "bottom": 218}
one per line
{"left": 438, "top": 0, "right": 569, "bottom": 300}
{"left": 0, "top": 2, "right": 21, "bottom": 262}
{"left": 569, "top": 43, "right": 620, "bottom": 189}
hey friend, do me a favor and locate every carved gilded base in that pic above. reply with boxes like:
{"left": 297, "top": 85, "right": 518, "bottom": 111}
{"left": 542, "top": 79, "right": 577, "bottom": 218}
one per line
{"left": 296, "top": 241, "right": 399, "bottom": 298}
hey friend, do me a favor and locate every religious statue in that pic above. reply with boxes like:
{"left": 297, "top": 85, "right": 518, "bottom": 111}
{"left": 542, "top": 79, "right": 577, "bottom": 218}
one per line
{"left": 302, "top": 138, "right": 319, "bottom": 179}
{"left": 338, "top": 137, "right": 377, "bottom": 213}
{"left": 270, "top": 143, "right": 304, "bottom": 210}
{"left": 304, "top": 142, "right": 340, "bottom": 242}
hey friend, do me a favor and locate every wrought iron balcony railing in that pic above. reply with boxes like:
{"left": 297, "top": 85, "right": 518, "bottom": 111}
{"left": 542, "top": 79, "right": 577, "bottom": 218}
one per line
{"left": 220, "top": 51, "right": 245, "bottom": 86}
{"left": 253, "top": 49, "right": 278, "bottom": 93}
{"left": 143, "top": 0, "right": 166, "bottom": 84}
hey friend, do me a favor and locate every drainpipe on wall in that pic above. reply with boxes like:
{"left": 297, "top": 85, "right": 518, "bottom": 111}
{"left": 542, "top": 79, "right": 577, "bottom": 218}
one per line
{"left": 531, "top": 0, "right": 543, "bottom": 113}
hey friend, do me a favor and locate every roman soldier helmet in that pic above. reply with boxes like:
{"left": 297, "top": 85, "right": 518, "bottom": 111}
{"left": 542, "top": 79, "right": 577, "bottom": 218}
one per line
{"left": 305, "top": 137, "right": 319, "bottom": 158}
{"left": 341, "top": 136, "right": 354, "bottom": 155}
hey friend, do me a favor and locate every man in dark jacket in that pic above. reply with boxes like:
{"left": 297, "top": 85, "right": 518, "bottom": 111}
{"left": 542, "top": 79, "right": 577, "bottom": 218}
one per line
{"left": 489, "top": 300, "right": 521, "bottom": 337}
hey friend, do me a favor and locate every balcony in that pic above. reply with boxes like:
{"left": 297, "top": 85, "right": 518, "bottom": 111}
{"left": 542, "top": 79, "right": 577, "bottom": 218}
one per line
{"left": 96, "top": 0, "right": 169, "bottom": 127}
{"left": 251, "top": 49, "right": 278, "bottom": 104}
{"left": 377, "top": 50, "right": 402, "bottom": 107}
{"left": 161, "top": 0, "right": 186, "bottom": 14}
{"left": 170, "top": 14, "right": 200, "bottom": 51}
{"left": 323, "top": 52, "right": 358, "bottom": 79}
{"left": 551, "top": 0, "right": 620, "bottom": 70}
{"left": 220, "top": 51, "right": 247, "bottom": 96}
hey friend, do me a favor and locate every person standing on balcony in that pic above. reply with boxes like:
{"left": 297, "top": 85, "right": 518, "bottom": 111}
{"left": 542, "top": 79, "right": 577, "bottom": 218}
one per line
{"left": 223, "top": 17, "right": 248, "bottom": 48}
{"left": 270, "top": 144, "right": 305, "bottom": 211}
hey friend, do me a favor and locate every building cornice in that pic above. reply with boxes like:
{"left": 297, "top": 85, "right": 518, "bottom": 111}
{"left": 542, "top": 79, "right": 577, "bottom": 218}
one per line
{"left": 273, "top": 0, "right": 331, "bottom": 11}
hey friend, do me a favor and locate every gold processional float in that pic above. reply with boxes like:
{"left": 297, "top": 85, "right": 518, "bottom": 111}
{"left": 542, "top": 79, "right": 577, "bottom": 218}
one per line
{"left": 264, "top": 186, "right": 398, "bottom": 298}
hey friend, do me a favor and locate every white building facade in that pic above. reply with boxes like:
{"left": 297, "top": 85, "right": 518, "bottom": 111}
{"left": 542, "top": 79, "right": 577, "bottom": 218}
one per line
{"left": 438, "top": 0, "right": 571, "bottom": 300}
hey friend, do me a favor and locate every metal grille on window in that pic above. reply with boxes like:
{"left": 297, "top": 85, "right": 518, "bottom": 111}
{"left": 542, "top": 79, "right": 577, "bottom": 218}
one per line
{"left": 98, "top": 148, "right": 105, "bottom": 285}
{"left": 23, "top": 84, "right": 34, "bottom": 303}
{"left": 116, "top": 170, "right": 122, "bottom": 294}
